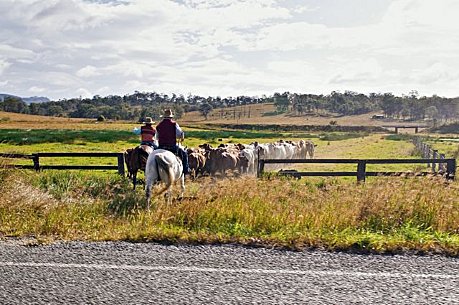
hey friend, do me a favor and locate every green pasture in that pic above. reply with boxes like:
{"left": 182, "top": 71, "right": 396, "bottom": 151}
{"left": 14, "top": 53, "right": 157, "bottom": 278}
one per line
{"left": 0, "top": 128, "right": 424, "bottom": 174}
{"left": 0, "top": 126, "right": 440, "bottom": 181}
{"left": 423, "top": 136, "right": 459, "bottom": 159}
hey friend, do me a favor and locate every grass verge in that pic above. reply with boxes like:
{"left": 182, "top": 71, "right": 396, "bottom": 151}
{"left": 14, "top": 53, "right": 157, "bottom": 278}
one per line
{"left": 1, "top": 169, "right": 458, "bottom": 256}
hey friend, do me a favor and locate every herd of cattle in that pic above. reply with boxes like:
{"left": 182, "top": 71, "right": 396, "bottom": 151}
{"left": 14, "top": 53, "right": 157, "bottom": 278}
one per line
{"left": 187, "top": 140, "right": 316, "bottom": 178}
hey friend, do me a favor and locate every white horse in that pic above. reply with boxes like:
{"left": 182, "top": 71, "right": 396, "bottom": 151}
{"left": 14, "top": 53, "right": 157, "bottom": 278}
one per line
{"left": 145, "top": 149, "right": 185, "bottom": 208}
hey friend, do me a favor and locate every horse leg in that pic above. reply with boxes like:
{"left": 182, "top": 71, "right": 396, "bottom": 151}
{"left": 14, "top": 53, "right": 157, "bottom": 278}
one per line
{"left": 179, "top": 174, "right": 185, "bottom": 200}
{"left": 165, "top": 187, "right": 172, "bottom": 204}
{"left": 145, "top": 181, "right": 152, "bottom": 210}
{"left": 133, "top": 171, "right": 137, "bottom": 190}
{"left": 191, "top": 169, "right": 196, "bottom": 180}
{"left": 155, "top": 182, "right": 172, "bottom": 204}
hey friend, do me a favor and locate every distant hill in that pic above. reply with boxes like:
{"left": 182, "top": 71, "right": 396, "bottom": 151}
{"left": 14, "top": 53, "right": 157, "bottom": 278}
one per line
{"left": 22, "top": 96, "right": 50, "bottom": 104}
{"left": 0, "top": 93, "right": 50, "bottom": 104}
{"left": 0, "top": 93, "right": 21, "bottom": 101}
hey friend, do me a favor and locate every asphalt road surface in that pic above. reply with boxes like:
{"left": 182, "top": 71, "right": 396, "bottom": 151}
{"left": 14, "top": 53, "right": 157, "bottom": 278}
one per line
{"left": 0, "top": 240, "right": 458, "bottom": 304}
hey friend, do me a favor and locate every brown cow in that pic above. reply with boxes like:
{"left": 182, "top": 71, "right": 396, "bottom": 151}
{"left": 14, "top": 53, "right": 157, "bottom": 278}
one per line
{"left": 187, "top": 149, "right": 206, "bottom": 179}
{"left": 297, "top": 140, "right": 315, "bottom": 159}
{"left": 205, "top": 148, "right": 238, "bottom": 176}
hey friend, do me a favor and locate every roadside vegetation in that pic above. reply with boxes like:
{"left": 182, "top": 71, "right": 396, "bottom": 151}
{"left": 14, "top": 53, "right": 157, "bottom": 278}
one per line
{"left": 0, "top": 169, "right": 458, "bottom": 255}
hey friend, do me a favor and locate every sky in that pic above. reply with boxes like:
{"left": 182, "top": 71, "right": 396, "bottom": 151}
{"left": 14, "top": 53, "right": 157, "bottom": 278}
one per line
{"left": 1, "top": 0, "right": 459, "bottom": 101}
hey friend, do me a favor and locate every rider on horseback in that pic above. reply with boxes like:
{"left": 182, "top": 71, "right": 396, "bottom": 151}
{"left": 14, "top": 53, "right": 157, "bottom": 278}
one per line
{"left": 138, "top": 117, "right": 158, "bottom": 149}
{"left": 155, "top": 109, "right": 190, "bottom": 175}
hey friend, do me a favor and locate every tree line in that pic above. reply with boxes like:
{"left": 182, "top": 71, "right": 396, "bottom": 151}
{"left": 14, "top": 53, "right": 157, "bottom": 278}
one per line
{"left": 1, "top": 90, "right": 458, "bottom": 123}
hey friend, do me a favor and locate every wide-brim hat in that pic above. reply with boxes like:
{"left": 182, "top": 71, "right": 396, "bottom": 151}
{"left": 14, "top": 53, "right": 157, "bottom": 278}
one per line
{"left": 142, "top": 117, "right": 155, "bottom": 124}
{"left": 160, "top": 109, "right": 174, "bottom": 118}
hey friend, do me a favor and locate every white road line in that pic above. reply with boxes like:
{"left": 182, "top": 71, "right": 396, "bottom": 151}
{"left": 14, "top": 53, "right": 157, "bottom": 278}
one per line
{"left": 0, "top": 261, "right": 457, "bottom": 279}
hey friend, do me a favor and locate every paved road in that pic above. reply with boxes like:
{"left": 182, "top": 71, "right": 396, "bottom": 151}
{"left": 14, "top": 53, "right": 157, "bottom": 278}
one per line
{"left": 0, "top": 240, "right": 458, "bottom": 304}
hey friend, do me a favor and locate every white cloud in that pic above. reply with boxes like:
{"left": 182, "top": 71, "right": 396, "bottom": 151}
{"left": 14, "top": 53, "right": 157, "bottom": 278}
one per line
{"left": 29, "top": 86, "right": 46, "bottom": 93}
{"left": 0, "top": 0, "right": 458, "bottom": 99}
{"left": 0, "top": 59, "right": 11, "bottom": 75}
{"left": 412, "top": 62, "right": 459, "bottom": 85}
{"left": 0, "top": 44, "right": 36, "bottom": 60}
{"left": 76, "top": 65, "right": 101, "bottom": 78}
{"left": 75, "top": 87, "right": 93, "bottom": 98}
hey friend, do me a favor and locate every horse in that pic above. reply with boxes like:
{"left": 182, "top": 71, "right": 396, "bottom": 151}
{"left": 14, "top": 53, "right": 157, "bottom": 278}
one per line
{"left": 145, "top": 149, "right": 185, "bottom": 208}
{"left": 124, "top": 145, "right": 154, "bottom": 190}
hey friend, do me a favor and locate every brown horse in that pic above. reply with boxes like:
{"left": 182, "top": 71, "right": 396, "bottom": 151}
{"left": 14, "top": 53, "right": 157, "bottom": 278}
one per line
{"left": 124, "top": 145, "right": 154, "bottom": 189}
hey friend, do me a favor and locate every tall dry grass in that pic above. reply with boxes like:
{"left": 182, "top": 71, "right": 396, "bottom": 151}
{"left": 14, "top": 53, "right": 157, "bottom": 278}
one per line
{"left": 1, "top": 169, "right": 458, "bottom": 254}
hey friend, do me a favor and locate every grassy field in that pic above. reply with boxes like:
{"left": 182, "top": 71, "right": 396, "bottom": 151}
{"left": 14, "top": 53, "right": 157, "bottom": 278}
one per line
{"left": 1, "top": 169, "right": 458, "bottom": 255}
{"left": 1, "top": 111, "right": 458, "bottom": 255}
{"left": 1, "top": 105, "right": 431, "bottom": 129}
{"left": 0, "top": 128, "right": 420, "bottom": 173}
{"left": 182, "top": 103, "right": 430, "bottom": 128}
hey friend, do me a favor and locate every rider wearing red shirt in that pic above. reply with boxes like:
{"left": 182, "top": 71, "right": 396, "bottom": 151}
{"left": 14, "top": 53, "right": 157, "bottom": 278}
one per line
{"left": 139, "top": 117, "right": 158, "bottom": 149}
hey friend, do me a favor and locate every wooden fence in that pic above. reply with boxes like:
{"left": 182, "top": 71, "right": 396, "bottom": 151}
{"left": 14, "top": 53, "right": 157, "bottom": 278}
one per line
{"left": 412, "top": 137, "right": 449, "bottom": 173}
{"left": 257, "top": 158, "right": 456, "bottom": 182}
{"left": 0, "top": 152, "right": 125, "bottom": 176}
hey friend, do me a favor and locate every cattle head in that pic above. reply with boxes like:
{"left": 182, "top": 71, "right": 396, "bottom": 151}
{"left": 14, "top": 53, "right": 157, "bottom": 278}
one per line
{"left": 199, "top": 143, "right": 213, "bottom": 151}
{"left": 256, "top": 145, "right": 268, "bottom": 159}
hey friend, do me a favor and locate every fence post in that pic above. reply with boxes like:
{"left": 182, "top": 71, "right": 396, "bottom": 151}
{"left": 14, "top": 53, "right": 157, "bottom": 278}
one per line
{"left": 424, "top": 144, "right": 429, "bottom": 159}
{"left": 32, "top": 154, "right": 40, "bottom": 171}
{"left": 432, "top": 150, "right": 438, "bottom": 173}
{"left": 427, "top": 147, "right": 432, "bottom": 168}
{"left": 439, "top": 154, "right": 446, "bottom": 173}
{"left": 257, "top": 160, "right": 265, "bottom": 178}
{"left": 117, "top": 153, "right": 125, "bottom": 176}
{"left": 446, "top": 159, "right": 456, "bottom": 180}
{"left": 357, "top": 160, "right": 366, "bottom": 182}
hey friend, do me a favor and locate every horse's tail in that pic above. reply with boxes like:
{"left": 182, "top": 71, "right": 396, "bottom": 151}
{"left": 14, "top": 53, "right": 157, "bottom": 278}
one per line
{"left": 154, "top": 154, "right": 174, "bottom": 195}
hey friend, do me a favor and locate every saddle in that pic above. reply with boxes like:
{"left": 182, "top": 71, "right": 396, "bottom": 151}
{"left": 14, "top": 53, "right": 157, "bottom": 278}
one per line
{"left": 159, "top": 145, "right": 178, "bottom": 155}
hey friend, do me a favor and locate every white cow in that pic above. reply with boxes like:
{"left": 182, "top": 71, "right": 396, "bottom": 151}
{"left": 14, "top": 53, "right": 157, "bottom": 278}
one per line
{"left": 239, "top": 148, "right": 256, "bottom": 174}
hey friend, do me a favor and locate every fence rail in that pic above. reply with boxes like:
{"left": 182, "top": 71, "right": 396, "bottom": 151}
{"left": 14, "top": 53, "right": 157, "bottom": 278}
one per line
{"left": 257, "top": 158, "right": 456, "bottom": 182}
{"left": 412, "top": 137, "right": 450, "bottom": 172}
{"left": 0, "top": 152, "right": 125, "bottom": 175}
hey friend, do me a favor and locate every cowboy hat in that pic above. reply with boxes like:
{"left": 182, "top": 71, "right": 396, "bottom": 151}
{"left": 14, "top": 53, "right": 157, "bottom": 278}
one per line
{"left": 160, "top": 109, "right": 174, "bottom": 118}
{"left": 142, "top": 117, "right": 155, "bottom": 124}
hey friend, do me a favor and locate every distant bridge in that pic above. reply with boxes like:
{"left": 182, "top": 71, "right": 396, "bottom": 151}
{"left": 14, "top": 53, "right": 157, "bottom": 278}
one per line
{"left": 381, "top": 125, "right": 429, "bottom": 134}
